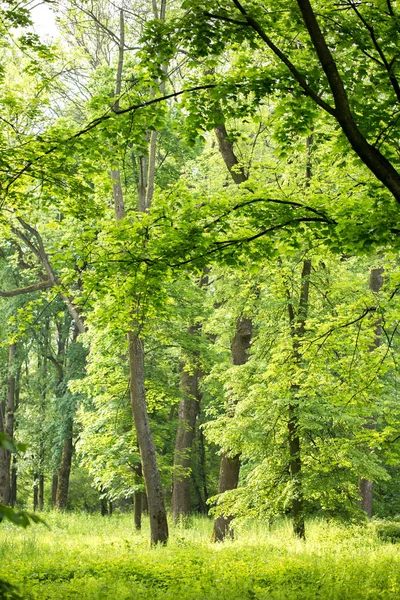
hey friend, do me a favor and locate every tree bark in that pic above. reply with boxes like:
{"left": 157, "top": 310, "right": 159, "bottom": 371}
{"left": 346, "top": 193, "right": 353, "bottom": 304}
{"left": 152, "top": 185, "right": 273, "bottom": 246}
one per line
{"left": 33, "top": 472, "right": 39, "bottom": 512}
{"left": 56, "top": 419, "right": 73, "bottom": 509}
{"left": 287, "top": 259, "right": 312, "bottom": 540}
{"left": 214, "top": 123, "right": 247, "bottom": 185}
{"left": 212, "top": 454, "right": 241, "bottom": 541}
{"left": 359, "top": 266, "right": 384, "bottom": 517}
{"left": 52, "top": 474, "right": 58, "bottom": 507}
{"left": 39, "top": 474, "right": 44, "bottom": 511}
{"left": 134, "top": 490, "right": 142, "bottom": 530}
{"left": 0, "top": 343, "right": 17, "bottom": 505}
{"left": 171, "top": 367, "right": 200, "bottom": 520}
{"left": 10, "top": 456, "right": 17, "bottom": 507}
{"left": 212, "top": 120, "right": 252, "bottom": 541}
{"left": 110, "top": 5, "right": 168, "bottom": 543}
{"left": 128, "top": 331, "right": 168, "bottom": 544}
{"left": 212, "top": 317, "right": 252, "bottom": 541}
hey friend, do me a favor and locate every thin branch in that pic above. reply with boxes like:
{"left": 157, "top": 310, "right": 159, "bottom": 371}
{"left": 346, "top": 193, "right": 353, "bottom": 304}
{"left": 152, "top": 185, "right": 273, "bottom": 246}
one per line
{"left": 4, "top": 84, "right": 218, "bottom": 195}
{"left": 204, "top": 11, "right": 250, "bottom": 26}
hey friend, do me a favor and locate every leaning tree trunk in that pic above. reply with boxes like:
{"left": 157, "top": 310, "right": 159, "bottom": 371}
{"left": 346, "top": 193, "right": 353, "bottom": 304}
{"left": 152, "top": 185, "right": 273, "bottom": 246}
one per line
{"left": 110, "top": 6, "right": 168, "bottom": 544}
{"left": 0, "top": 343, "right": 16, "bottom": 505}
{"left": 171, "top": 367, "right": 200, "bottom": 520}
{"left": 212, "top": 317, "right": 253, "bottom": 541}
{"left": 129, "top": 332, "right": 168, "bottom": 543}
{"left": 359, "top": 266, "right": 384, "bottom": 517}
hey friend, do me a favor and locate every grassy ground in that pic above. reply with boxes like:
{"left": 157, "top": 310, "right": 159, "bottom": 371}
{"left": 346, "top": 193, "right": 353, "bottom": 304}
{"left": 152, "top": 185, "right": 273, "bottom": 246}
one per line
{"left": 1, "top": 513, "right": 400, "bottom": 599}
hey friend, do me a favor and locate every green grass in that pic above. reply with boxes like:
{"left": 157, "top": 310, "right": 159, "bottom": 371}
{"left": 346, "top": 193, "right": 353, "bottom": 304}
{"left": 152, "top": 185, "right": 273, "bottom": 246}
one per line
{"left": 1, "top": 513, "right": 400, "bottom": 599}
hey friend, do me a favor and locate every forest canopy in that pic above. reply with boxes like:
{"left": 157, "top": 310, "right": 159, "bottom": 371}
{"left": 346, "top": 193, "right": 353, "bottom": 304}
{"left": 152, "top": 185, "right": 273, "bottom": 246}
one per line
{"left": 1, "top": 0, "right": 400, "bottom": 562}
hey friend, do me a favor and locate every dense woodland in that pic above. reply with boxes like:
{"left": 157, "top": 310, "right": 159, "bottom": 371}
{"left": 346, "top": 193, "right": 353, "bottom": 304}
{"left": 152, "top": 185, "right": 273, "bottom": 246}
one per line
{"left": 1, "top": 0, "right": 400, "bottom": 573}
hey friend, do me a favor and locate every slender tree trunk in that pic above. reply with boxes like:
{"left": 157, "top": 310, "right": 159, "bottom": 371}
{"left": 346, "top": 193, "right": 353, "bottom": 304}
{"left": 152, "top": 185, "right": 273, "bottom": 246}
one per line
{"left": 52, "top": 474, "right": 58, "bottom": 507}
{"left": 212, "top": 317, "right": 252, "bottom": 541}
{"left": 359, "top": 266, "right": 384, "bottom": 517}
{"left": 56, "top": 420, "right": 73, "bottom": 509}
{"left": 39, "top": 474, "right": 44, "bottom": 511}
{"left": 110, "top": 5, "right": 168, "bottom": 543}
{"left": 134, "top": 491, "right": 142, "bottom": 530}
{"left": 10, "top": 456, "right": 17, "bottom": 507}
{"left": 128, "top": 332, "right": 168, "bottom": 543}
{"left": 191, "top": 421, "right": 208, "bottom": 514}
{"left": 33, "top": 472, "right": 39, "bottom": 512}
{"left": 0, "top": 343, "right": 17, "bottom": 505}
{"left": 287, "top": 259, "right": 312, "bottom": 540}
{"left": 171, "top": 367, "right": 200, "bottom": 520}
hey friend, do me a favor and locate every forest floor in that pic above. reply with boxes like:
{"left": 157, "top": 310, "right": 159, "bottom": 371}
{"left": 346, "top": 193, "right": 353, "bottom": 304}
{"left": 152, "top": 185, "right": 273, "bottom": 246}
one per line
{"left": 1, "top": 513, "right": 400, "bottom": 599}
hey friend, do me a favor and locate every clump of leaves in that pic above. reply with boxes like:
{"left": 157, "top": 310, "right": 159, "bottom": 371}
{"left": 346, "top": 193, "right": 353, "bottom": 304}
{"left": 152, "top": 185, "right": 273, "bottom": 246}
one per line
{"left": 376, "top": 523, "right": 400, "bottom": 544}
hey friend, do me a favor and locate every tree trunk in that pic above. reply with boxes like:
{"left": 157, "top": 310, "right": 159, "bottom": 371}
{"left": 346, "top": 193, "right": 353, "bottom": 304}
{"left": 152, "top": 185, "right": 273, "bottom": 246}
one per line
{"left": 171, "top": 367, "right": 200, "bottom": 520}
{"left": 142, "top": 492, "right": 148, "bottom": 514}
{"left": 128, "top": 331, "right": 168, "bottom": 544}
{"left": 0, "top": 343, "right": 16, "bottom": 505}
{"left": 191, "top": 421, "right": 208, "bottom": 514}
{"left": 212, "top": 317, "right": 252, "bottom": 541}
{"left": 286, "top": 259, "right": 312, "bottom": 540}
{"left": 52, "top": 474, "right": 58, "bottom": 507}
{"left": 134, "top": 490, "right": 142, "bottom": 530}
{"left": 33, "top": 472, "right": 39, "bottom": 512}
{"left": 10, "top": 456, "right": 17, "bottom": 507}
{"left": 212, "top": 454, "right": 241, "bottom": 541}
{"left": 56, "top": 420, "right": 73, "bottom": 509}
{"left": 214, "top": 123, "right": 248, "bottom": 185}
{"left": 212, "top": 121, "right": 252, "bottom": 541}
{"left": 359, "top": 266, "right": 384, "bottom": 517}
{"left": 39, "top": 474, "right": 44, "bottom": 511}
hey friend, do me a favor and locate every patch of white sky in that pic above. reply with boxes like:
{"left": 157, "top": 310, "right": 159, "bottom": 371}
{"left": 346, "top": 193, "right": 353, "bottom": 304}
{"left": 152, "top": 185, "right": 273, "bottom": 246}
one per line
{"left": 30, "top": 1, "right": 59, "bottom": 40}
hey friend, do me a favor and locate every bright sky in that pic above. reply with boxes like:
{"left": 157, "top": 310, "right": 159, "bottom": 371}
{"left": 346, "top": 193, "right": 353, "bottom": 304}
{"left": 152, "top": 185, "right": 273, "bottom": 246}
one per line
{"left": 30, "top": 2, "right": 59, "bottom": 39}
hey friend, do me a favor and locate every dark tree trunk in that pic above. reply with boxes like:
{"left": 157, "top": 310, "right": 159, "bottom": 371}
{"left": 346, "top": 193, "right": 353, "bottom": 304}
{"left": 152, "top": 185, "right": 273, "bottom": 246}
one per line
{"left": 56, "top": 420, "right": 73, "bottom": 509}
{"left": 142, "top": 492, "right": 148, "bottom": 514}
{"left": 212, "top": 317, "right": 252, "bottom": 541}
{"left": 134, "top": 491, "right": 142, "bottom": 530}
{"left": 287, "top": 259, "right": 312, "bottom": 540}
{"left": 191, "top": 422, "right": 208, "bottom": 514}
{"left": 39, "top": 474, "right": 44, "bottom": 511}
{"left": 214, "top": 123, "right": 248, "bottom": 185}
{"left": 0, "top": 343, "right": 17, "bottom": 505}
{"left": 171, "top": 368, "right": 200, "bottom": 520}
{"left": 33, "top": 472, "right": 39, "bottom": 512}
{"left": 212, "top": 454, "right": 241, "bottom": 541}
{"left": 359, "top": 267, "right": 384, "bottom": 517}
{"left": 128, "top": 331, "right": 168, "bottom": 544}
{"left": 100, "top": 492, "right": 108, "bottom": 516}
{"left": 52, "top": 474, "right": 58, "bottom": 507}
{"left": 10, "top": 457, "right": 17, "bottom": 507}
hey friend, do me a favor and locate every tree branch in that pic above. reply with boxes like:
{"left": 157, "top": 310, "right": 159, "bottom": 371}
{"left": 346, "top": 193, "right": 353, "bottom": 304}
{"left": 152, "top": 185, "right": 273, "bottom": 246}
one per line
{"left": 230, "top": 0, "right": 337, "bottom": 116}
{"left": 4, "top": 84, "right": 218, "bottom": 194}
{"left": 0, "top": 280, "right": 53, "bottom": 297}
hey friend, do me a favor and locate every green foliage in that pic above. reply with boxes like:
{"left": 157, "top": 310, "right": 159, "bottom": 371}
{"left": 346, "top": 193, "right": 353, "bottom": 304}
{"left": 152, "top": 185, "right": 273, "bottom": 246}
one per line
{"left": 1, "top": 514, "right": 400, "bottom": 599}
{"left": 375, "top": 522, "right": 400, "bottom": 544}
